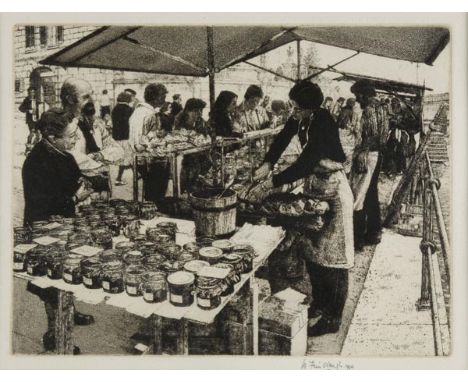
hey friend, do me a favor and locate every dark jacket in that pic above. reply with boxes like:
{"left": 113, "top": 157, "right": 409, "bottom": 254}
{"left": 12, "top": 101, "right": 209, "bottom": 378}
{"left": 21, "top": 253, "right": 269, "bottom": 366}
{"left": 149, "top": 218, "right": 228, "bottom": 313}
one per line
{"left": 19, "top": 97, "right": 35, "bottom": 126}
{"left": 211, "top": 112, "right": 241, "bottom": 138}
{"left": 22, "top": 140, "right": 81, "bottom": 226}
{"left": 264, "top": 109, "right": 346, "bottom": 187}
{"left": 111, "top": 103, "right": 133, "bottom": 141}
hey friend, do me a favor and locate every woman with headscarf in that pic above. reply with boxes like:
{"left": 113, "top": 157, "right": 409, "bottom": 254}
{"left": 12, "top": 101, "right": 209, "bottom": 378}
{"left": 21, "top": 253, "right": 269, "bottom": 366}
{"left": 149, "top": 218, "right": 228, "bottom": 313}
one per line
{"left": 337, "top": 97, "right": 360, "bottom": 175}
{"left": 251, "top": 80, "right": 354, "bottom": 336}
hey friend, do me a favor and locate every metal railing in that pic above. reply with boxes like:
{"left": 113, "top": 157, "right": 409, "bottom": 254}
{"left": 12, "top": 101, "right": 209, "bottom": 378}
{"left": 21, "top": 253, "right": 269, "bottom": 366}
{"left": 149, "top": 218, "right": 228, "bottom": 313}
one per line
{"left": 416, "top": 148, "right": 451, "bottom": 356}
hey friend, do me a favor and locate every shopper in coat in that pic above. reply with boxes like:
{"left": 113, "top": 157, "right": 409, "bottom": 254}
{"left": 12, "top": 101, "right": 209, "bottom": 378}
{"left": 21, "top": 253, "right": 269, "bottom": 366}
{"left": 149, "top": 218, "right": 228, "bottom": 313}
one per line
{"left": 252, "top": 80, "right": 354, "bottom": 336}
{"left": 22, "top": 108, "right": 95, "bottom": 354}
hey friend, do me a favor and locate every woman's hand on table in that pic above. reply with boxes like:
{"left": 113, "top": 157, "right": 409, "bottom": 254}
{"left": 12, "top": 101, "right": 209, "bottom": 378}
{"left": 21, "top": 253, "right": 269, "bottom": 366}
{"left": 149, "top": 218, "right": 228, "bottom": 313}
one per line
{"left": 253, "top": 162, "right": 271, "bottom": 181}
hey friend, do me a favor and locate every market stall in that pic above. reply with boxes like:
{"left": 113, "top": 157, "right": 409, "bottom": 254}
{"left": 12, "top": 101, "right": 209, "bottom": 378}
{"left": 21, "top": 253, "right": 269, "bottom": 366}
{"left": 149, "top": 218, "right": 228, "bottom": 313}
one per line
{"left": 14, "top": 24, "right": 449, "bottom": 356}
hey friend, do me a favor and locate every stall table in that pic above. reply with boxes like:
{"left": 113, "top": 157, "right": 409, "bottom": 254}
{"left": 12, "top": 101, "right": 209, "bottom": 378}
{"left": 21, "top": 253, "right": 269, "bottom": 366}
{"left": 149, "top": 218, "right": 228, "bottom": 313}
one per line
{"left": 13, "top": 216, "right": 285, "bottom": 355}
{"left": 133, "top": 126, "right": 284, "bottom": 202}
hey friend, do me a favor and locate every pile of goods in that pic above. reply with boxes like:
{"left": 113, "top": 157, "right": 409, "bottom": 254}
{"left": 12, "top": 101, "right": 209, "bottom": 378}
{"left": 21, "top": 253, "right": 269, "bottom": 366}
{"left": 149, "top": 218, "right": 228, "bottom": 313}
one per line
{"left": 13, "top": 203, "right": 257, "bottom": 310}
{"left": 147, "top": 129, "right": 212, "bottom": 157}
{"left": 234, "top": 192, "right": 330, "bottom": 232}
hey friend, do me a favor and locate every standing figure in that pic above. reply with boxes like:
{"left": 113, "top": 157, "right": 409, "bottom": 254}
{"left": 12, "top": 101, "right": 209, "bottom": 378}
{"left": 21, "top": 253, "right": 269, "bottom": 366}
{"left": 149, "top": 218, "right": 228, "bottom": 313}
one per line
{"left": 349, "top": 80, "right": 389, "bottom": 250}
{"left": 19, "top": 87, "right": 40, "bottom": 151}
{"left": 99, "top": 89, "right": 111, "bottom": 119}
{"left": 337, "top": 98, "right": 360, "bottom": 175}
{"left": 252, "top": 80, "right": 354, "bottom": 336}
{"left": 112, "top": 91, "right": 134, "bottom": 185}
{"left": 331, "top": 97, "right": 345, "bottom": 121}
{"left": 236, "top": 85, "right": 271, "bottom": 132}
{"left": 174, "top": 98, "right": 210, "bottom": 193}
{"left": 129, "top": 83, "right": 170, "bottom": 205}
{"left": 210, "top": 91, "right": 242, "bottom": 138}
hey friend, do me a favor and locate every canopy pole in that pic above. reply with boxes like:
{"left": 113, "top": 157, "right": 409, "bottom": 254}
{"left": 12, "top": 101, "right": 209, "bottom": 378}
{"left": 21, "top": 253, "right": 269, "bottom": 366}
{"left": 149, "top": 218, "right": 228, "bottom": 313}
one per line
{"left": 304, "top": 51, "right": 360, "bottom": 81}
{"left": 244, "top": 61, "right": 296, "bottom": 82}
{"left": 296, "top": 40, "right": 301, "bottom": 80}
{"left": 207, "top": 26, "right": 215, "bottom": 111}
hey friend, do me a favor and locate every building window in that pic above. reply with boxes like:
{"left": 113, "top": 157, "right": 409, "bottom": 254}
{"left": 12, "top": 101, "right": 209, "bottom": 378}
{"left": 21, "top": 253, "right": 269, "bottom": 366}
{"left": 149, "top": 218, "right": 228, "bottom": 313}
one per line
{"left": 25, "top": 26, "right": 35, "bottom": 48}
{"left": 39, "top": 26, "right": 48, "bottom": 46}
{"left": 15, "top": 79, "right": 21, "bottom": 92}
{"left": 56, "top": 26, "right": 64, "bottom": 43}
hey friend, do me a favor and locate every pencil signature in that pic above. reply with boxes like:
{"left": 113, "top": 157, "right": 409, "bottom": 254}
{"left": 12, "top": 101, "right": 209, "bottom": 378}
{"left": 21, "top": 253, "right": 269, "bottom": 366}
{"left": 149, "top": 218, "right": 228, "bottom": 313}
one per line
{"left": 300, "top": 360, "right": 354, "bottom": 370}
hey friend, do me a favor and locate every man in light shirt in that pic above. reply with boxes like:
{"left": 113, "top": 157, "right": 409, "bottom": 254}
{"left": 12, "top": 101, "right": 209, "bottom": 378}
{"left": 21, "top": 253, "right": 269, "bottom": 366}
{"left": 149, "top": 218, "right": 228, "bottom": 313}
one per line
{"left": 129, "top": 83, "right": 169, "bottom": 204}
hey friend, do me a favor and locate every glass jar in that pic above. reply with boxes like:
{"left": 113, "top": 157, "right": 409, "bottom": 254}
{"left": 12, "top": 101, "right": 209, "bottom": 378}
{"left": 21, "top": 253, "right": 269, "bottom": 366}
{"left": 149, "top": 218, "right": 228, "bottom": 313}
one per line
{"left": 162, "top": 243, "right": 181, "bottom": 261}
{"left": 73, "top": 216, "right": 89, "bottom": 229}
{"left": 13, "top": 244, "right": 37, "bottom": 272}
{"left": 124, "top": 265, "right": 145, "bottom": 296}
{"left": 144, "top": 253, "right": 165, "bottom": 271}
{"left": 196, "top": 276, "right": 223, "bottom": 310}
{"left": 138, "top": 241, "right": 159, "bottom": 257}
{"left": 139, "top": 202, "right": 157, "bottom": 220}
{"left": 132, "top": 234, "right": 147, "bottom": 246}
{"left": 67, "top": 231, "right": 91, "bottom": 248}
{"left": 183, "top": 260, "right": 210, "bottom": 277}
{"left": 199, "top": 247, "right": 224, "bottom": 265}
{"left": 31, "top": 221, "right": 49, "bottom": 238}
{"left": 14, "top": 227, "right": 32, "bottom": 245}
{"left": 62, "top": 254, "right": 83, "bottom": 284}
{"left": 122, "top": 217, "right": 141, "bottom": 241}
{"left": 212, "top": 239, "right": 234, "bottom": 254}
{"left": 26, "top": 246, "right": 48, "bottom": 276}
{"left": 101, "top": 260, "right": 124, "bottom": 294}
{"left": 124, "top": 250, "right": 144, "bottom": 267}
{"left": 156, "top": 222, "right": 177, "bottom": 242}
{"left": 221, "top": 253, "right": 244, "bottom": 276}
{"left": 213, "top": 262, "right": 238, "bottom": 296}
{"left": 232, "top": 244, "right": 255, "bottom": 273}
{"left": 167, "top": 271, "right": 195, "bottom": 307}
{"left": 109, "top": 199, "right": 127, "bottom": 209}
{"left": 91, "top": 228, "right": 113, "bottom": 250}
{"left": 178, "top": 251, "right": 196, "bottom": 266}
{"left": 46, "top": 250, "right": 64, "bottom": 279}
{"left": 142, "top": 271, "right": 167, "bottom": 303}
{"left": 81, "top": 256, "right": 102, "bottom": 289}
{"left": 100, "top": 249, "right": 121, "bottom": 262}
{"left": 103, "top": 213, "right": 120, "bottom": 237}
{"left": 115, "top": 241, "right": 136, "bottom": 256}
{"left": 183, "top": 242, "right": 200, "bottom": 257}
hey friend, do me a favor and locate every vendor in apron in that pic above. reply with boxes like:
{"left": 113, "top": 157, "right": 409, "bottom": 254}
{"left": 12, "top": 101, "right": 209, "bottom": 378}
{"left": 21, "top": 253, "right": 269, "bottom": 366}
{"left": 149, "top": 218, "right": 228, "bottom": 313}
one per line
{"left": 251, "top": 80, "right": 354, "bottom": 337}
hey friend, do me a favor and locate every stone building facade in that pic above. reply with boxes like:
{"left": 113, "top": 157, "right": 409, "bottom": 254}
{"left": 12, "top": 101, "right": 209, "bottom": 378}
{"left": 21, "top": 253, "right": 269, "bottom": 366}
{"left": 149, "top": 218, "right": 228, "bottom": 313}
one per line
{"left": 14, "top": 25, "right": 294, "bottom": 120}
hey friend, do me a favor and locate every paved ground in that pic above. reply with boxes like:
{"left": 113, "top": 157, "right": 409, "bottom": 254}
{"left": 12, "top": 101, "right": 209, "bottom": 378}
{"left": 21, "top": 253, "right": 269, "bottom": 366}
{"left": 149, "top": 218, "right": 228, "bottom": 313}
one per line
{"left": 341, "top": 230, "right": 436, "bottom": 356}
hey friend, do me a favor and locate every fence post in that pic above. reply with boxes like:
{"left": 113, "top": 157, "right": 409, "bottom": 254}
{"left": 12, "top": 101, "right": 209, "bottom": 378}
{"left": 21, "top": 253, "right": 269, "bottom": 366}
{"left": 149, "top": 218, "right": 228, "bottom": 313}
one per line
{"left": 417, "top": 162, "right": 432, "bottom": 311}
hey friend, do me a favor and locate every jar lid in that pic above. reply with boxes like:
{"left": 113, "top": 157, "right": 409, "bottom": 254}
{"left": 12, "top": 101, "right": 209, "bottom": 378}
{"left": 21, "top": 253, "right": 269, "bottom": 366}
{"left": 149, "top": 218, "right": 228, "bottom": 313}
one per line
{"left": 116, "top": 241, "right": 136, "bottom": 250}
{"left": 223, "top": 253, "right": 243, "bottom": 264}
{"left": 103, "top": 259, "right": 123, "bottom": 268}
{"left": 199, "top": 247, "right": 223, "bottom": 260}
{"left": 167, "top": 271, "right": 195, "bottom": 286}
{"left": 184, "top": 260, "right": 210, "bottom": 274}
{"left": 212, "top": 239, "right": 233, "bottom": 251}
{"left": 157, "top": 221, "right": 177, "bottom": 229}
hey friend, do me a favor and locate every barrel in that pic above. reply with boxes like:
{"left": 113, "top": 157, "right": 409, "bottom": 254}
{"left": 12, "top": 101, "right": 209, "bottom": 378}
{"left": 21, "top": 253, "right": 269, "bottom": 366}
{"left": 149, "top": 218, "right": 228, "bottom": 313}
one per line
{"left": 189, "top": 188, "right": 237, "bottom": 237}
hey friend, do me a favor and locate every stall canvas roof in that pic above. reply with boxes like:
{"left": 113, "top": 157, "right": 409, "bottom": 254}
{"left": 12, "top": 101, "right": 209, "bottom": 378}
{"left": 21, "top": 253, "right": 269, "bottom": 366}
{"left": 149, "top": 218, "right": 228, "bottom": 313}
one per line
{"left": 41, "top": 25, "right": 450, "bottom": 76}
